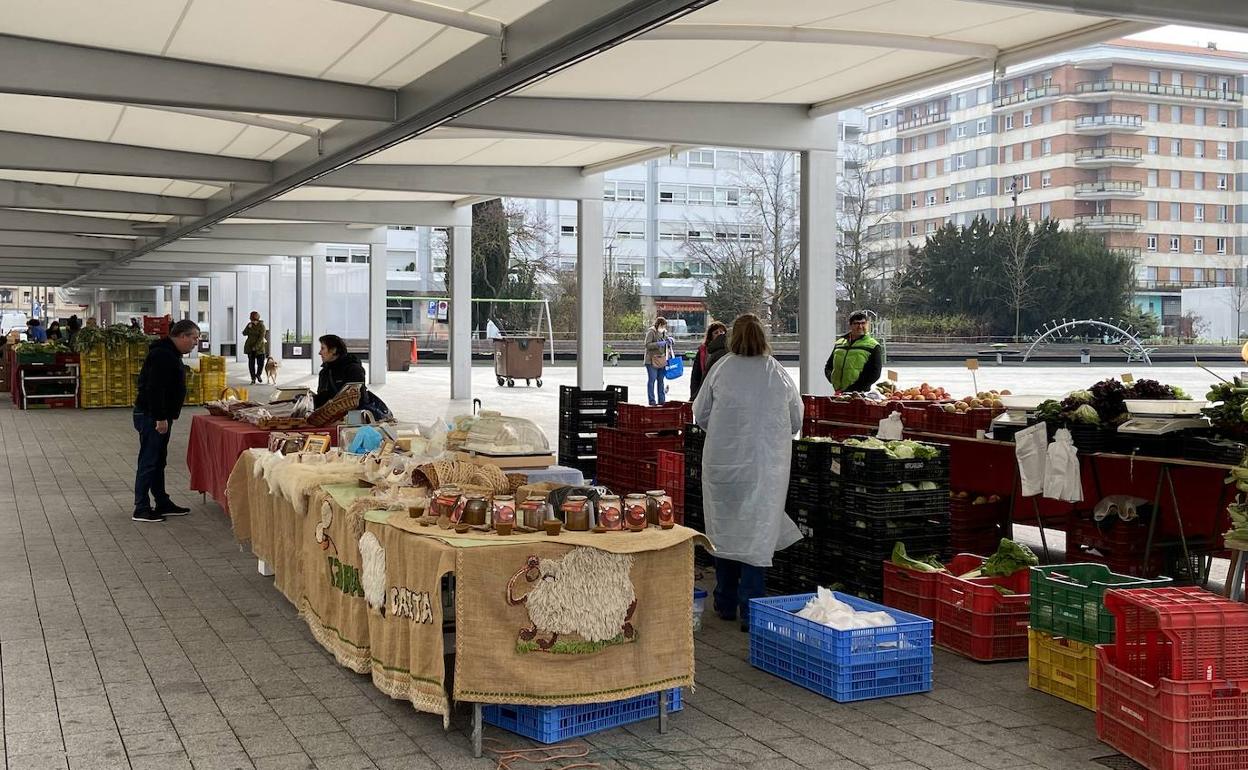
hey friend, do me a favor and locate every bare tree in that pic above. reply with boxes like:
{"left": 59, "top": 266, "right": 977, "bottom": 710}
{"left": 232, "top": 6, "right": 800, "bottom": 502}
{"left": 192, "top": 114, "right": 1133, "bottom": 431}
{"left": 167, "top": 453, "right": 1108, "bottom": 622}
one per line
{"left": 1221, "top": 260, "right": 1248, "bottom": 341}
{"left": 837, "top": 144, "right": 897, "bottom": 317}
{"left": 682, "top": 151, "right": 799, "bottom": 332}
{"left": 996, "top": 217, "right": 1045, "bottom": 341}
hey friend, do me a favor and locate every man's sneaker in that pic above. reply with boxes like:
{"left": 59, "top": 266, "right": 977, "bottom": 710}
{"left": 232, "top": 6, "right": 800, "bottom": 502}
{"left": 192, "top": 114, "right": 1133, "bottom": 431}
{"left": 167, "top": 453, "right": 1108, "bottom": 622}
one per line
{"left": 132, "top": 511, "right": 165, "bottom": 523}
{"left": 155, "top": 503, "right": 191, "bottom": 516}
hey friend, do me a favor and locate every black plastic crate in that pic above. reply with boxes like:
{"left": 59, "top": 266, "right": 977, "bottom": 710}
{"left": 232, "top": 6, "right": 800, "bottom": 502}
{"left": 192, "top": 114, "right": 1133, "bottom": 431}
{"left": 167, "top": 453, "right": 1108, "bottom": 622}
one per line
{"left": 558, "top": 435, "right": 598, "bottom": 457}
{"left": 834, "top": 439, "right": 950, "bottom": 485}
{"left": 791, "top": 438, "right": 839, "bottom": 475}
{"left": 559, "top": 385, "right": 627, "bottom": 411}
{"left": 684, "top": 423, "right": 706, "bottom": 454}
{"left": 559, "top": 409, "right": 617, "bottom": 434}
{"left": 1183, "top": 434, "right": 1247, "bottom": 465}
{"left": 1112, "top": 430, "right": 1184, "bottom": 459}
{"left": 788, "top": 471, "right": 839, "bottom": 497}
{"left": 838, "top": 523, "right": 950, "bottom": 557}
{"left": 841, "top": 486, "right": 949, "bottom": 517}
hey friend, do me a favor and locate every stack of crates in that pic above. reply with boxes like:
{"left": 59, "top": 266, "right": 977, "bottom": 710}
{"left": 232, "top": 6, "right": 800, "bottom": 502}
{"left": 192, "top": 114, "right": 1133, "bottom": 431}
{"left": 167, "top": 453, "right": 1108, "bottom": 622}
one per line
{"left": 949, "top": 491, "right": 1010, "bottom": 555}
{"left": 79, "top": 345, "right": 108, "bottom": 408}
{"left": 596, "top": 402, "right": 690, "bottom": 496}
{"left": 775, "top": 439, "right": 841, "bottom": 595}
{"left": 683, "top": 424, "right": 710, "bottom": 567}
{"left": 557, "top": 385, "right": 626, "bottom": 480}
{"left": 126, "top": 341, "right": 147, "bottom": 405}
{"left": 197, "top": 355, "right": 227, "bottom": 401}
{"left": 1096, "top": 587, "right": 1248, "bottom": 769}
{"left": 1028, "top": 564, "right": 1171, "bottom": 710}
{"left": 830, "top": 438, "right": 951, "bottom": 602}
{"left": 655, "top": 450, "right": 684, "bottom": 523}
{"left": 106, "top": 344, "right": 132, "bottom": 407}
{"left": 142, "top": 315, "right": 171, "bottom": 336}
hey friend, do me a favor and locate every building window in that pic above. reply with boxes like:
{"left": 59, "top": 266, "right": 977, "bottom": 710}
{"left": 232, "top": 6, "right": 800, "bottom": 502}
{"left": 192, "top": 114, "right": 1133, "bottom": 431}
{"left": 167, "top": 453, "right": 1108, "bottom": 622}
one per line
{"left": 1171, "top": 139, "right": 1181, "bottom": 156}
{"left": 1218, "top": 175, "right": 1229, "bottom": 190}
{"left": 1217, "top": 142, "right": 1229, "bottom": 160}
{"left": 687, "top": 150, "right": 714, "bottom": 168}
{"left": 687, "top": 186, "right": 715, "bottom": 205}
{"left": 1003, "top": 146, "right": 1013, "bottom": 163}
{"left": 1042, "top": 105, "right": 1052, "bottom": 122}
{"left": 1005, "top": 115, "right": 1014, "bottom": 130}
{"left": 1041, "top": 172, "right": 1052, "bottom": 188}
{"left": 658, "top": 184, "right": 686, "bottom": 204}
{"left": 1193, "top": 141, "right": 1204, "bottom": 159}
{"left": 1147, "top": 202, "right": 1159, "bottom": 220}
{"left": 1194, "top": 107, "right": 1205, "bottom": 126}
{"left": 658, "top": 221, "right": 684, "bottom": 241}
{"left": 1149, "top": 70, "right": 1161, "bottom": 84}
{"left": 1147, "top": 170, "right": 1159, "bottom": 187}
{"left": 1218, "top": 110, "right": 1231, "bottom": 127}
{"left": 1194, "top": 237, "right": 1204, "bottom": 254}
{"left": 1170, "top": 105, "right": 1181, "bottom": 123}
{"left": 1147, "top": 137, "right": 1158, "bottom": 154}
{"left": 956, "top": 124, "right": 967, "bottom": 138}
{"left": 603, "top": 181, "right": 617, "bottom": 201}
{"left": 910, "top": 223, "right": 918, "bottom": 236}
{"left": 1170, "top": 203, "right": 1180, "bottom": 220}
{"left": 1041, "top": 138, "right": 1052, "bottom": 156}
{"left": 1170, "top": 236, "right": 1180, "bottom": 253}
{"left": 1146, "top": 235, "right": 1158, "bottom": 252}
{"left": 976, "top": 118, "right": 988, "bottom": 135}
{"left": 1022, "top": 143, "right": 1032, "bottom": 161}
{"left": 1022, "top": 175, "right": 1031, "bottom": 190}
{"left": 926, "top": 160, "right": 938, "bottom": 177}
{"left": 1195, "top": 204, "right": 1205, "bottom": 222}
{"left": 1170, "top": 171, "right": 1181, "bottom": 188}
{"left": 1023, "top": 111, "right": 1032, "bottom": 127}
{"left": 1194, "top": 172, "right": 1204, "bottom": 189}
{"left": 715, "top": 187, "right": 740, "bottom": 207}
{"left": 926, "top": 193, "right": 936, "bottom": 206}
{"left": 1147, "top": 104, "right": 1159, "bottom": 121}
{"left": 560, "top": 223, "right": 577, "bottom": 237}
{"left": 1217, "top": 237, "right": 1227, "bottom": 255}
{"left": 1041, "top": 202, "right": 1051, "bottom": 219}
{"left": 617, "top": 182, "right": 645, "bottom": 202}
{"left": 1219, "top": 205, "right": 1229, "bottom": 222}
{"left": 955, "top": 154, "right": 966, "bottom": 169}
{"left": 910, "top": 195, "right": 918, "bottom": 208}
{"left": 715, "top": 150, "right": 739, "bottom": 170}
{"left": 615, "top": 221, "right": 645, "bottom": 239}
{"left": 976, "top": 181, "right": 988, "bottom": 196}
{"left": 926, "top": 222, "right": 937, "bottom": 234}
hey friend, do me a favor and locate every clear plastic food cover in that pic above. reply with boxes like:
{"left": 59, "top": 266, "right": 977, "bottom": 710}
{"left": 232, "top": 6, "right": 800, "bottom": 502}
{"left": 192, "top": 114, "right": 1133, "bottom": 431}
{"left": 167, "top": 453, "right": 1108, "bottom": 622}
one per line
{"left": 461, "top": 411, "right": 550, "bottom": 455}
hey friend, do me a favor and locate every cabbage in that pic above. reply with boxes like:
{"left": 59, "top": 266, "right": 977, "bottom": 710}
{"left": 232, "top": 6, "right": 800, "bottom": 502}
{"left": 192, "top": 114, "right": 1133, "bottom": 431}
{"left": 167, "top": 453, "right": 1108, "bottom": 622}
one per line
{"left": 890, "top": 444, "right": 915, "bottom": 459}
{"left": 1066, "top": 390, "right": 1094, "bottom": 404}
{"left": 918, "top": 481, "right": 939, "bottom": 491}
{"left": 1070, "top": 404, "right": 1100, "bottom": 424}
{"left": 899, "top": 482, "right": 919, "bottom": 492}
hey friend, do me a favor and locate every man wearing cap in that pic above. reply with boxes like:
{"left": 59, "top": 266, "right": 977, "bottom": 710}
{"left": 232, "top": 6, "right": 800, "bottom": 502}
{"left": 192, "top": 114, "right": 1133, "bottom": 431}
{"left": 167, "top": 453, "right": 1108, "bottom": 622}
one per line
{"left": 825, "top": 311, "right": 883, "bottom": 393}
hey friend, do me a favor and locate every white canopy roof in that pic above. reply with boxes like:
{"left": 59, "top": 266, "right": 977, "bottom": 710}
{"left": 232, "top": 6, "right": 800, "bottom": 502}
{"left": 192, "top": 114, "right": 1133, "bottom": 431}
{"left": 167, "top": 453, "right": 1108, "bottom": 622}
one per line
{"left": 0, "top": 0, "right": 1226, "bottom": 285}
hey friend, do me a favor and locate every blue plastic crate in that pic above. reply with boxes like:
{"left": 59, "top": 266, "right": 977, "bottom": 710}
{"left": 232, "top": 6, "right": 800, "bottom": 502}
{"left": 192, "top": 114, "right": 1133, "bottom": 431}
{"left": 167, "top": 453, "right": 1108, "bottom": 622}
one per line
{"left": 749, "top": 592, "right": 932, "bottom": 702}
{"left": 482, "top": 688, "right": 683, "bottom": 744}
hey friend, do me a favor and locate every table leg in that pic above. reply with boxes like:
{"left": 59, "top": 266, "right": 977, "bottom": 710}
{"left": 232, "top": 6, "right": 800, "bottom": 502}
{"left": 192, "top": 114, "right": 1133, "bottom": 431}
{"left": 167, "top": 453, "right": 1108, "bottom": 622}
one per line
{"left": 1163, "top": 467, "right": 1194, "bottom": 581}
{"left": 1226, "top": 551, "right": 1245, "bottom": 601}
{"left": 1143, "top": 467, "right": 1166, "bottom": 574}
{"left": 258, "top": 559, "right": 274, "bottom": 577}
{"left": 658, "top": 688, "right": 669, "bottom": 734}
{"left": 1032, "top": 497, "right": 1050, "bottom": 563}
{"left": 472, "top": 702, "right": 482, "bottom": 758}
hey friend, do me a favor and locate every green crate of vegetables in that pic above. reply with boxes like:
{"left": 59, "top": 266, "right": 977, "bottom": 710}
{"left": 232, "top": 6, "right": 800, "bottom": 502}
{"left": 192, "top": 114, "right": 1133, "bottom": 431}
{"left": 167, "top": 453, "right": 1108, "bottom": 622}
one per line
{"left": 1029, "top": 563, "right": 1171, "bottom": 646}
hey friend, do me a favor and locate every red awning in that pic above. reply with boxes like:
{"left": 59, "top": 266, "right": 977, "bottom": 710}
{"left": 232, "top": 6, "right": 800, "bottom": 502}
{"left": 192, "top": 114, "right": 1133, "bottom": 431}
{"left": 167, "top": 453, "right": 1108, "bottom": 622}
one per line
{"left": 654, "top": 301, "right": 705, "bottom": 312}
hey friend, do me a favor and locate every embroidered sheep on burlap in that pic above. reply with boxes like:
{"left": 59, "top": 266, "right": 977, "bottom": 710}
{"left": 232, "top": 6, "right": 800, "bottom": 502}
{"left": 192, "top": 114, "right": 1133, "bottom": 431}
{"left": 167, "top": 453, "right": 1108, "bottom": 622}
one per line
{"left": 506, "top": 547, "right": 637, "bottom": 651}
{"left": 358, "top": 532, "right": 386, "bottom": 614}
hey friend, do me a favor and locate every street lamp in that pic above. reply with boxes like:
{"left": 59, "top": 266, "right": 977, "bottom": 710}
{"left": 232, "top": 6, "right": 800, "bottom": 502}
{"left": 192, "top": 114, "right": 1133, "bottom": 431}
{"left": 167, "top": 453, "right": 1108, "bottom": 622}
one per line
{"left": 1009, "top": 174, "right": 1023, "bottom": 219}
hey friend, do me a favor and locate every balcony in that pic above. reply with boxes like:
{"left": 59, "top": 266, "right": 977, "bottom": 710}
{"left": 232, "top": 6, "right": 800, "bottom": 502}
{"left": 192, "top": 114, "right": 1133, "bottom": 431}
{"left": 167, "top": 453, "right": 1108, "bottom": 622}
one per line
{"left": 1075, "top": 80, "right": 1241, "bottom": 104}
{"left": 993, "top": 84, "right": 1060, "bottom": 109}
{"left": 1074, "top": 146, "right": 1142, "bottom": 167}
{"left": 1137, "top": 278, "right": 1229, "bottom": 293}
{"left": 1074, "top": 113, "right": 1143, "bottom": 133}
{"left": 1074, "top": 180, "right": 1144, "bottom": 199}
{"left": 1073, "top": 213, "right": 1142, "bottom": 231}
{"left": 1110, "top": 247, "right": 1143, "bottom": 260}
{"left": 896, "top": 112, "right": 948, "bottom": 135}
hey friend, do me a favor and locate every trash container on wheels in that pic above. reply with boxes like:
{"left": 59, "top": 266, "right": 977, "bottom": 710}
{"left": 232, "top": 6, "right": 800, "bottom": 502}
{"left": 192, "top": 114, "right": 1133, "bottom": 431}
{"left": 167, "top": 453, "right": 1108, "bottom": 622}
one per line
{"left": 386, "top": 339, "right": 411, "bottom": 372}
{"left": 494, "top": 337, "right": 544, "bottom": 387}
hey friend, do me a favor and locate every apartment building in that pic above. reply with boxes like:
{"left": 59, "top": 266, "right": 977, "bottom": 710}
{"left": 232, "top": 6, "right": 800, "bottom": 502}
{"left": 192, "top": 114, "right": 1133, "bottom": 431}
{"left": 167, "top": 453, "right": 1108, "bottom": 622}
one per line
{"left": 862, "top": 40, "right": 1248, "bottom": 332}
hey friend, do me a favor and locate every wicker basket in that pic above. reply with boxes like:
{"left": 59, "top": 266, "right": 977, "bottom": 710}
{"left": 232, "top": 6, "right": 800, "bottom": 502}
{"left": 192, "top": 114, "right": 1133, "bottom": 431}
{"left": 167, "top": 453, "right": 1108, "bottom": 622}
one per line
{"left": 306, "top": 384, "right": 361, "bottom": 427}
{"left": 205, "top": 404, "right": 231, "bottom": 418}
{"left": 255, "top": 416, "right": 308, "bottom": 430}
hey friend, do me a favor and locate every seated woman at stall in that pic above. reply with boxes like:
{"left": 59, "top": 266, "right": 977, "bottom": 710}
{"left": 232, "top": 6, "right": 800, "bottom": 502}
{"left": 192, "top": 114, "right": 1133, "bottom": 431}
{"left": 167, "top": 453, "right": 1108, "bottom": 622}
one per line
{"left": 314, "top": 334, "right": 392, "bottom": 419}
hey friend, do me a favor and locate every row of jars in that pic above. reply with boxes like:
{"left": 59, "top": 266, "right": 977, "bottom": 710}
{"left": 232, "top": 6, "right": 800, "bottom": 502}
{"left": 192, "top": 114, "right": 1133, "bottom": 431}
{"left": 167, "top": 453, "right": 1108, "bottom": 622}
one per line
{"left": 427, "top": 486, "right": 675, "bottom": 533}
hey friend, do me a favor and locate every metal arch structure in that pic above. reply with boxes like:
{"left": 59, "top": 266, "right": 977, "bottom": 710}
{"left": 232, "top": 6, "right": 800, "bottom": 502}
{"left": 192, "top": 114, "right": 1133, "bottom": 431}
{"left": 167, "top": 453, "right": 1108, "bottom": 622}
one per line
{"left": 1022, "top": 318, "right": 1151, "bottom": 364}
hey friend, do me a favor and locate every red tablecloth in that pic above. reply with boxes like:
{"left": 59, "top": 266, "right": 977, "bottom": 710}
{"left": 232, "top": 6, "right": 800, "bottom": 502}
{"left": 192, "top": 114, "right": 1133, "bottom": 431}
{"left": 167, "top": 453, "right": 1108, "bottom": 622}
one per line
{"left": 187, "top": 414, "right": 335, "bottom": 515}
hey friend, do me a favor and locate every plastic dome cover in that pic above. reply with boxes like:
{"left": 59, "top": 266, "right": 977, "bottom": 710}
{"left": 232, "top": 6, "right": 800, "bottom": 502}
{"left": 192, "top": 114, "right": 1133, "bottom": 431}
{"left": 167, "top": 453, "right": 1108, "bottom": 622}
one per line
{"left": 462, "top": 410, "right": 550, "bottom": 454}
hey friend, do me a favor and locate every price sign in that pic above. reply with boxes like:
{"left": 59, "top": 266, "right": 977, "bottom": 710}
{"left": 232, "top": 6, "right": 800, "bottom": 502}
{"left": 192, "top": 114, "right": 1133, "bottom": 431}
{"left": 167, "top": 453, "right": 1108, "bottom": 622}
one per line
{"left": 1122, "top": 373, "right": 1135, "bottom": 384}
{"left": 965, "top": 358, "right": 980, "bottom": 371}
{"left": 887, "top": 370, "right": 899, "bottom": 382}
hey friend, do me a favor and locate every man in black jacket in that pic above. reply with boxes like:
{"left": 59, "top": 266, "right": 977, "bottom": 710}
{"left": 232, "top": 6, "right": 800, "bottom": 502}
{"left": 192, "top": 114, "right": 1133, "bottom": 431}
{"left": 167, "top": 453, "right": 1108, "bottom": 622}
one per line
{"left": 132, "top": 320, "right": 200, "bottom": 522}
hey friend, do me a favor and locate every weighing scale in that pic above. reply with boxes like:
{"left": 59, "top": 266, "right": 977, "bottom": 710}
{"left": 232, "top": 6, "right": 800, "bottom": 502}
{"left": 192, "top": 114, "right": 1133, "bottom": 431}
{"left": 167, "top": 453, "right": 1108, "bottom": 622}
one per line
{"left": 1117, "top": 399, "right": 1210, "bottom": 435}
{"left": 991, "top": 394, "right": 1054, "bottom": 438}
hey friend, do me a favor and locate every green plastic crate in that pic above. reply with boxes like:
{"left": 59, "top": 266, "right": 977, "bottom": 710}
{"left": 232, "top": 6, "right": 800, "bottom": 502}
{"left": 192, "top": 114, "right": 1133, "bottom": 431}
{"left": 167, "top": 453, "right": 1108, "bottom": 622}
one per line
{"left": 1029, "top": 563, "right": 1171, "bottom": 645}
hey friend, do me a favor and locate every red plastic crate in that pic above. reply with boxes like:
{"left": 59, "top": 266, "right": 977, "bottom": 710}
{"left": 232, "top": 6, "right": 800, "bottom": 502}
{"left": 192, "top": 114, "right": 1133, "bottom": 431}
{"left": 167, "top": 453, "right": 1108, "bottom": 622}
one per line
{"left": 1105, "top": 587, "right": 1248, "bottom": 685}
{"left": 882, "top": 554, "right": 983, "bottom": 620}
{"left": 802, "top": 418, "right": 835, "bottom": 438}
{"left": 616, "top": 402, "right": 692, "bottom": 432}
{"left": 898, "top": 405, "right": 929, "bottom": 432}
{"left": 1096, "top": 644, "right": 1248, "bottom": 768}
{"left": 656, "top": 450, "right": 684, "bottom": 486}
{"left": 950, "top": 494, "right": 1009, "bottom": 531}
{"left": 596, "top": 427, "right": 684, "bottom": 461}
{"left": 1069, "top": 513, "right": 1152, "bottom": 554}
{"left": 935, "top": 557, "right": 1031, "bottom": 661}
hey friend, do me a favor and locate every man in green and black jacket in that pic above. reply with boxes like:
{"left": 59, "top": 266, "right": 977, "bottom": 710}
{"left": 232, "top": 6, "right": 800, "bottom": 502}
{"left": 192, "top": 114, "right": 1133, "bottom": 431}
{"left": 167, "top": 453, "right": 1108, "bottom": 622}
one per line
{"left": 825, "top": 311, "right": 883, "bottom": 393}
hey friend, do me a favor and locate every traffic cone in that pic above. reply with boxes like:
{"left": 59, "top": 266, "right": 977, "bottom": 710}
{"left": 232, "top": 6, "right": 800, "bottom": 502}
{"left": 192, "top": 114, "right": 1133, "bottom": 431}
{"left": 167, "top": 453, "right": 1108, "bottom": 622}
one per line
{"left": 410, "top": 337, "right": 419, "bottom": 365}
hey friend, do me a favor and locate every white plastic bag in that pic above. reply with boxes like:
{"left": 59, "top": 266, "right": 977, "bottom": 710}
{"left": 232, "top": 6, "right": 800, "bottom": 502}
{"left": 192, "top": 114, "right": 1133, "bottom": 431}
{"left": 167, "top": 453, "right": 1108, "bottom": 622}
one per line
{"left": 1044, "top": 428, "right": 1083, "bottom": 503}
{"left": 877, "top": 411, "right": 904, "bottom": 441}
{"left": 1093, "top": 494, "right": 1146, "bottom": 522}
{"left": 1014, "top": 422, "right": 1048, "bottom": 497}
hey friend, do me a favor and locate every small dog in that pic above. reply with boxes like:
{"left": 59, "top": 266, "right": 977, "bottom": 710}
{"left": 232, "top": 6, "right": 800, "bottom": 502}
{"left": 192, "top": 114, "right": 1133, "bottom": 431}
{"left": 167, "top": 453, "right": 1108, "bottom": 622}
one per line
{"left": 264, "top": 356, "right": 279, "bottom": 384}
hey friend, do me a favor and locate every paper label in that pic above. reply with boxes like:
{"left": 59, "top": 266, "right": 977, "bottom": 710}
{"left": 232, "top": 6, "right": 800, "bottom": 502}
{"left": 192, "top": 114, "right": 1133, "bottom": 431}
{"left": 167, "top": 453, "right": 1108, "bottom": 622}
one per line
{"left": 1122, "top": 373, "right": 1134, "bottom": 383}
{"left": 965, "top": 358, "right": 980, "bottom": 371}
{"left": 887, "top": 369, "right": 899, "bottom": 382}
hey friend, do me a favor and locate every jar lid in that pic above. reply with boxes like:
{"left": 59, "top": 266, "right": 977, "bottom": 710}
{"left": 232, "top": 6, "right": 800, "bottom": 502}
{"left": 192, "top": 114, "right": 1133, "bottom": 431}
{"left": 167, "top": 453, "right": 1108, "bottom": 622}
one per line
{"left": 646, "top": 490, "right": 665, "bottom": 496}
{"left": 567, "top": 494, "right": 588, "bottom": 501}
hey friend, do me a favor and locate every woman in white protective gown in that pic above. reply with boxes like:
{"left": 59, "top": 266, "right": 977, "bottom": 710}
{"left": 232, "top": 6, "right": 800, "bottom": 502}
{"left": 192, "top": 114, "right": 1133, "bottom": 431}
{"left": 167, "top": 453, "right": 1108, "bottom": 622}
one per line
{"left": 693, "top": 313, "right": 803, "bottom": 631}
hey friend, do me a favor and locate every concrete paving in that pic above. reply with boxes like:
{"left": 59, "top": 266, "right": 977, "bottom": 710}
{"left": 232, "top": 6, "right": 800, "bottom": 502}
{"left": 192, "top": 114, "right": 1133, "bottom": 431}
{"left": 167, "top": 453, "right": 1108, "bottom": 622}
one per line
{"left": 0, "top": 359, "right": 1163, "bottom": 769}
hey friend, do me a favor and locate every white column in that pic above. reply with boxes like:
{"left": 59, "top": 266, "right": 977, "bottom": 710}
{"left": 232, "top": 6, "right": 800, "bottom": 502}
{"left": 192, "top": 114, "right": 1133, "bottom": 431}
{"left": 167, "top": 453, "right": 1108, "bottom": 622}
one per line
{"left": 449, "top": 222, "right": 472, "bottom": 400}
{"left": 234, "top": 268, "right": 251, "bottom": 364}
{"left": 208, "top": 275, "right": 224, "bottom": 355}
{"left": 186, "top": 278, "right": 201, "bottom": 358}
{"left": 171, "top": 283, "right": 184, "bottom": 322}
{"left": 799, "top": 149, "right": 838, "bottom": 396}
{"left": 268, "top": 263, "right": 283, "bottom": 366}
{"left": 311, "top": 246, "right": 327, "bottom": 374}
{"left": 577, "top": 197, "right": 605, "bottom": 390}
{"left": 369, "top": 233, "right": 388, "bottom": 386}
{"left": 153, "top": 286, "right": 167, "bottom": 318}
{"left": 92, "top": 288, "right": 102, "bottom": 323}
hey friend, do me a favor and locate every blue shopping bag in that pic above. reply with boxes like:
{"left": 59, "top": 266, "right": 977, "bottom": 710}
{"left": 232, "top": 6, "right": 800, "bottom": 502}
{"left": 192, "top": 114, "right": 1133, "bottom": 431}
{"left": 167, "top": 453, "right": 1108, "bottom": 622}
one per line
{"left": 664, "top": 355, "right": 684, "bottom": 380}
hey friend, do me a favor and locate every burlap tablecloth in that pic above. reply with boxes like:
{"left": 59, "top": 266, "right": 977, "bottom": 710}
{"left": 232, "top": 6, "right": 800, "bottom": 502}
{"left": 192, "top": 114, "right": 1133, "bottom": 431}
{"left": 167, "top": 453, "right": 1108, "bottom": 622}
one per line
{"left": 227, "top": 451, "right": 303, "bottom": 604}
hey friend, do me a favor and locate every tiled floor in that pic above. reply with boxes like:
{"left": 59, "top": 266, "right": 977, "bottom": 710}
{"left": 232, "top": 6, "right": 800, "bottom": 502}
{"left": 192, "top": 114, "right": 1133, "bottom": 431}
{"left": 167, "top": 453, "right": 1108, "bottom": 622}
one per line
{"left": 0, "top": 362, "right": 1154, "bottom": 769}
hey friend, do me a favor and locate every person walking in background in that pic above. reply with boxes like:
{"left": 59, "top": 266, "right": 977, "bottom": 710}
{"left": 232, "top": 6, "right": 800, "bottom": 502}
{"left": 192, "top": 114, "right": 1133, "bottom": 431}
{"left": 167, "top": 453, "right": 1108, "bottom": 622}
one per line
{"left": 643, "top": 316, "right": 673, "bottom": 406}
{"left": 693, "top": 313, "right": 802, "bottom": 630}
{"left": 825, "top": 310, "right": 883, "bottom": 393}
{"left": 132, "top": 320, "right": 200, "bottom": 523}
{"left": 45, "top": 321, "right": 63, "bottom": 343}
{"left": 242, "top": 311, "right": 268, "bottom": 385}
{"left": 689, "top": 321, "right": 727, "bottom": 402}
{"left": 26, "top": 318, "right": 46, "bottom": 342}
{"left": 66, "top": 315, "right": 81, "bottom": 347}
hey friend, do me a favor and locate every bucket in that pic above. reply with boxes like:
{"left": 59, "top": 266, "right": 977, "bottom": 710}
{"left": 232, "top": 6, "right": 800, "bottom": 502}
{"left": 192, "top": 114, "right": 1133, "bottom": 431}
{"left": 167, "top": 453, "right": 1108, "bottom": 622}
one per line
{"left": 692, "top": 588, "right": 707, "bottom": 632}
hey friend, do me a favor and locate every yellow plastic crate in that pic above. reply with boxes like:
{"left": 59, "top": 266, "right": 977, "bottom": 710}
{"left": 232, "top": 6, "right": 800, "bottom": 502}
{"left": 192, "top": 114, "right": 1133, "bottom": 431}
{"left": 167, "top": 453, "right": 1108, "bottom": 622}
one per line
{"left": 1027, "top": 628, "right": 1096, "bottom": 710}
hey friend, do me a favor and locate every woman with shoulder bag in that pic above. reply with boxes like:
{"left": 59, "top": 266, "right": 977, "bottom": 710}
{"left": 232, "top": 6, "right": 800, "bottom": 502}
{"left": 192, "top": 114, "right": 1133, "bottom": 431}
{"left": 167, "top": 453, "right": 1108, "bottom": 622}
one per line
{"left": 642, "top": 316, "right": 672, "bottom": 406}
